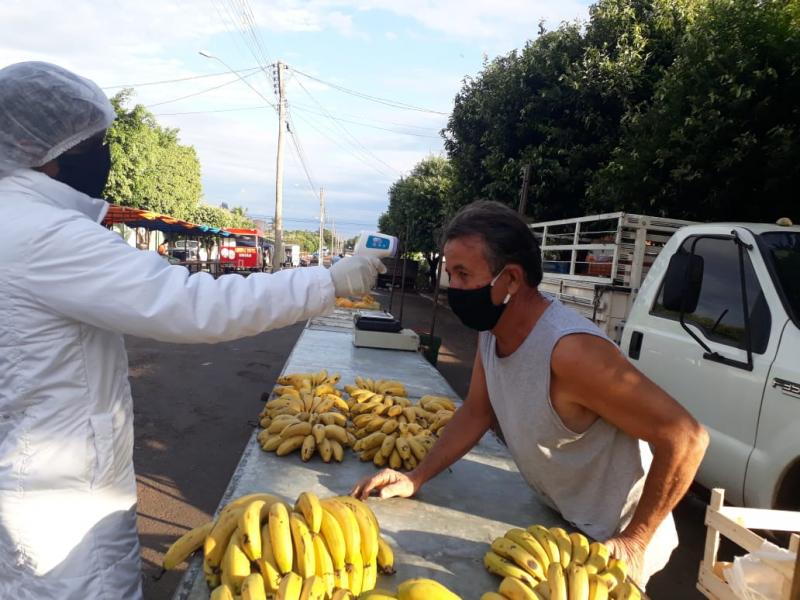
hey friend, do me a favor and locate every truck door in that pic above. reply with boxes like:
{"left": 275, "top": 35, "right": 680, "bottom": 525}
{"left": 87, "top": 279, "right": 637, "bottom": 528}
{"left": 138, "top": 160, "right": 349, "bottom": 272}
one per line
{"left": 627, "top": 231, "right": 780, "bottom": 505}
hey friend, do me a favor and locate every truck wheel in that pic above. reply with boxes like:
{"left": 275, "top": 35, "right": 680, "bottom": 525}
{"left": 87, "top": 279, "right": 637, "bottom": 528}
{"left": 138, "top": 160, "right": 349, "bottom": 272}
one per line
{"left": 775, "top": 459, "right": 800, "bottom": 511}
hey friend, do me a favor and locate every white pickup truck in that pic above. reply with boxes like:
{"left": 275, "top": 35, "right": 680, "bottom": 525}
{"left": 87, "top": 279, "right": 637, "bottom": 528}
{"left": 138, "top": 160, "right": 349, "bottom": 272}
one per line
{"left": 530, "top": 213, "right": 799, "bottom": 511}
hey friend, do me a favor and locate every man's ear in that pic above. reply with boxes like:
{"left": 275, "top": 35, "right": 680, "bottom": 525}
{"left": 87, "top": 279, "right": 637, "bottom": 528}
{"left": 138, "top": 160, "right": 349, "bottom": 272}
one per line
{"left": 505, "top": 264, "right": 525, "bottom": 296}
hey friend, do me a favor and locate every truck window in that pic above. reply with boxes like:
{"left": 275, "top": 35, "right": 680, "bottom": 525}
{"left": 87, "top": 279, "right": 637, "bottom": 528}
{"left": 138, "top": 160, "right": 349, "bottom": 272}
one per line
{"left": 651, "top": 237, "right": 771, "bottom": 353}
{"left": 760, "top": 232, "right": 800, "bottom": 327}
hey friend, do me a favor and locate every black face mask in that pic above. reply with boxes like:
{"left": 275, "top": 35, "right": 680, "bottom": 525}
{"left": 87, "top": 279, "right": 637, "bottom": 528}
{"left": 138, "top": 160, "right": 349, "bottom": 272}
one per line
{"left": 447, "top": 269, "right": 511, "bottom": 331}
{"left": 55, "top": 142, "right": 111, "bottom": 198}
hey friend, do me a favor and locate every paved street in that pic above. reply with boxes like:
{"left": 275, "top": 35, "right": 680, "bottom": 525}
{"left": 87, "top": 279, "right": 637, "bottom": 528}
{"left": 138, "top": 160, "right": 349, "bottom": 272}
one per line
{"left": 130, "top": 287, "right": 706, "bottom": 599}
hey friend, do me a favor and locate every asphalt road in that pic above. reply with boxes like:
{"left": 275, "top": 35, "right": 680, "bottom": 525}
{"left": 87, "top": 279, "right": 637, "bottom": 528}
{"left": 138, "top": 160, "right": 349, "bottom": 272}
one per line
{"left": 129, "top": 287, "right": 706, "bottom": 599}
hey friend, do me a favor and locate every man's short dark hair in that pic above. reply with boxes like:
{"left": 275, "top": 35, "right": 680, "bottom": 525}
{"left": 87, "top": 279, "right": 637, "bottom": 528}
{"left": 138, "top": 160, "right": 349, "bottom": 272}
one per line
{"left": 442, "top": 200, "right": 543, "bottom": 287}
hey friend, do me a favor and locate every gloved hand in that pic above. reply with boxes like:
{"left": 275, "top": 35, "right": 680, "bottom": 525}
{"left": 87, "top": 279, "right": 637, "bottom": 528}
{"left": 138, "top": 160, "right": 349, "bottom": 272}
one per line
{"left": 329, "top": 255, "right": 387, "bottom": 297}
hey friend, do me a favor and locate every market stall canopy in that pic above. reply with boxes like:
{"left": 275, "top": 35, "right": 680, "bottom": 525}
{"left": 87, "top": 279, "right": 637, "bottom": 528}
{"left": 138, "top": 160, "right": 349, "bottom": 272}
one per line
{"left": 102, "top": 205, "right": 232, "bottom": 237}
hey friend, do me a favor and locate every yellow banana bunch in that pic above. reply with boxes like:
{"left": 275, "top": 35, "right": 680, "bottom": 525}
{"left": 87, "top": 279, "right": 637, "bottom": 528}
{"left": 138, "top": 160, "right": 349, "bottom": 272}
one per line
{"left": 259, "top": 411, "right": 351, "bottom": 463}
{"left": 485, "top": 524, "right": 634, "bottom": 600}
{"left": 355, "top": 428, "right": 435, "bottom": 471}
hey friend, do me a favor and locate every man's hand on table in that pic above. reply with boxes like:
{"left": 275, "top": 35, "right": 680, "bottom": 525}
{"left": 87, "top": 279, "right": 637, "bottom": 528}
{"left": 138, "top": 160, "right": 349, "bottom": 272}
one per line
{"left": 351, "top": 469, "right": 421, "bottom": 500}
{"left": 604, "top": 533, "right": 647, "bottom": 584}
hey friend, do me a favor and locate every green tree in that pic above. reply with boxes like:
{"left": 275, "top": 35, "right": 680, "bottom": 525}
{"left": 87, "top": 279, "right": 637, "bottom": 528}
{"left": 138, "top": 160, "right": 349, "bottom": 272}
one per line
{"left": 105, "top": 90, "right": 202, "bottom": 219}
{"left": 588, "top": 0, "right": 800, "bottom": 221}
{"left": 378, "top": 156, "right": 453, "bottom": 288}
{"left": 444, "top": 0, "right": 694, "bottom": 220}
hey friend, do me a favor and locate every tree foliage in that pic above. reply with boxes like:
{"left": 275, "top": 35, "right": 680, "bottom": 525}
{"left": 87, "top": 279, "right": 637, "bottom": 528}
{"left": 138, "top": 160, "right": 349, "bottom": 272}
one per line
{"left": 379, "top": 156, "right": 453, "bottom": 286}
{"left": 444, "top": 0, "right": 799, "bottom": 222}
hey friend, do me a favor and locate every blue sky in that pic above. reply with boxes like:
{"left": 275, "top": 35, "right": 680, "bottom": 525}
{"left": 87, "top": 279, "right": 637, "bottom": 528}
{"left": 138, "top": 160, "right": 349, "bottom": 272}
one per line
{"left": 1, "top": 0, "right": 592, "bottom": 236}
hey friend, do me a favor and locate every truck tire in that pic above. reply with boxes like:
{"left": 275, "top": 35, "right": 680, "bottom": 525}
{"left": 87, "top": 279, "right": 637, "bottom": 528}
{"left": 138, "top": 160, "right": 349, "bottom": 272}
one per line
{"left": 774, "top": 459, "right": 800, "bottom": 511}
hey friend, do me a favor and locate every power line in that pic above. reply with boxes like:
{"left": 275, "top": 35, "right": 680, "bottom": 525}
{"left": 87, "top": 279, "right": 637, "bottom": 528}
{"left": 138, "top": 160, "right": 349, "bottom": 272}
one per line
{"left": 153, "top": 105, "right": 271, "bottom": 116}
{"left": 291, "top": 105, "right": 441, "bottom": 139}
{"left": 101, "top": 67, "right": 260, "bottom": 89}
{"left": 145, "top": 70, "right": 264, "bottom": 108}
{"left": 293, "top": 77, "right": 400, "bottom": 177}
{"left": 292, "top": 68, "right": 449, "bottom": 115}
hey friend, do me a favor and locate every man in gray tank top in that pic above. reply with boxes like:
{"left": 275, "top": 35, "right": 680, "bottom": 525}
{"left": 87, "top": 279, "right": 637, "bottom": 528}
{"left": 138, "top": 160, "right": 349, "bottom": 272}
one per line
{"left": 352, "top": 201, "right": 709, "bottom": 587}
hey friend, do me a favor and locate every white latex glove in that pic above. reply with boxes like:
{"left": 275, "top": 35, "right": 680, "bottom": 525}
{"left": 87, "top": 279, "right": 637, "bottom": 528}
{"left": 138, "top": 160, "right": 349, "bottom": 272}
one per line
{"left": 329, "top": 255, "right": 387, "bottom": 297}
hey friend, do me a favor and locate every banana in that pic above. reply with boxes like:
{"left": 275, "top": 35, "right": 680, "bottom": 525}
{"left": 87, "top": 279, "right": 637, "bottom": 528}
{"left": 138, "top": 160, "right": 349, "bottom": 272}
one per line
{"left": 322, "top": 500, "right": 362, "bottom": 566}
{"left": 569, "top": 533, "right": 590, "bottom": 566}
{"left": 241, "top": 573, "right": 267, "bottom": 600}
{"left": 549, "top": 528, "right": 572, "bottom": 569}
{"left": 567, "top": 563, "right": 589, "bottom": 600}
{"left": 240, "top": 499, "right": 270, "bottom": 561}
{"left": 584, "top": 543, "right": 610, "bottom": 575}
{"left": 205, "top": 506, "right": 245, "bottom": 568}
{"left": 528, "top": 525, "right": 561, "bottom": 565}
{"left": 264, "top": 435, "right": 284, "bottom": 452}
{"left": 499, "top": 576, "right": 539, "bottom": 600}
{"left": 277, "top": 572, "right": 304, "bottom": 600}
{"left": 505, "top": 529, "right": 551, "bottom": 570}
{"left": 333, "top": 565, "right": 349, "bottom": 592}
{"left": 331, "top": 588, "right": 354, "bottom": 600}
{"left": 607, "top": 558, "right": 628, "bottom": 581}
{"left": 277, "top": 435, "right": 307, "bottom": 456}
{"left": 330, "top": 439, "right": 345, "bottom": 462}
{"left": 348, "top": 501, "right": 378, "bottom": 567}
{"left": 269, "top": 502, "right": 294, "bottom": 574}
{"left": 294, "top": 491, "right": 323, "bottom": 533}
{"left": 320, "top": 508, "right": 347, "bottom": 570}
{"left": 374, "top": 450, "right": 388, "bottom": 467}
{"left": 394, "top": 437, "right": 412, "bottom": 460}
{"left": 396, "top": 578, "right": 461, "bottom": 600}
{"left": 609, "top": 582, "right": 640, "bottom": 600}
{"left": 588, "top": 574, "right": 609, "bottom": 600}
{"left": 300, "top": 434, "right": 316, "bottom": 462}
{"left": 312, "top": 532, "right": 335, "bottom": 597}
{"left": 360, "top": 447, "right": 380, "bottom": 462}
{"left": 282, "top": 421, "right": 313, "bottom": 439}
{"left": 221, "top": 530, "right": 251, "bottom": 594}
{"left": 320, "top": 412, "right": 347, "bottom": 427}
{"left": 381, "top": 419, "right": 399, "bottom": 434}
{"left": 347, "top": 552, "right": 364, "bottom": 595}
{"left": 387, "top": 405, "right": 404, "bottom": 418}
{"left": 204, "top": 558, "right": 221, "bottom": 589}
{"left": 325, "top": 424, "right": 349, "bottom": 444}
{"left": 210, "top": 584, "right": 235, "bottom": 600}
{"left": 407, "top": 437, "right": 428, "bottom": 462}
{"left": 483, "top": 551, "right": 538, "bottom": 589}
{"left": 299, "top": 575, "right": 327, "bottom": 600}
{"left": 380, "top": 433, "right": 397, "bottom": 457}
{"left": 389, "top": 450, "right": 402, "bottom": 470}
{"left": 361, "top": 591, "right": 397, "bottom": 600}
{"left": 313, "top": 384, "right": 337, "bottom": 397}
{"left": 491, "top": 537, "right": 545, "bottom": 580}
{"left": 256, "top": 522, "right": 282, "bottom": 592}
{"left": 311, "top": 424, "right": 327, "bottom": 445}
{"left": 268, "top": 418, "right": 297, "bottom": 435}
{"left": 290, "top": 513, "right": 316, "bottom": 578}
{"left": 162, "top": 520, "right": 213, "bottom": 570}
{"left": 533, "top": 581, "right": 551, "bottom": 600}
{"left": 360, "top": 431, "right": 387, "bottom": 451}
{"left": 319, "top": 437, "right": 334, "bottom": 463}
{"left": 377, "top": 536, "right": 396, "bottom": 574}
{"left": 547, "top": 562, "right": 567, "bottom": 600}
{"left": 363, "top": 561, "right": 378, "bottom": 593}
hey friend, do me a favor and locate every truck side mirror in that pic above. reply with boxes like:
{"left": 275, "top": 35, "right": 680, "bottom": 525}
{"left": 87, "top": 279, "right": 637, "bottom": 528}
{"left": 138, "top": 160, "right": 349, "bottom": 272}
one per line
{"left": 662, "top": 252, "right": 704, "bottom": 313}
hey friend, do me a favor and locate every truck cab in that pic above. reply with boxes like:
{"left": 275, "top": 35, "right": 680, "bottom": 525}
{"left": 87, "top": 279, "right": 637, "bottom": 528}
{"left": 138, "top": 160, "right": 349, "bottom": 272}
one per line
{"left": 620, "top": 222, "right": 800, "bottom": 510}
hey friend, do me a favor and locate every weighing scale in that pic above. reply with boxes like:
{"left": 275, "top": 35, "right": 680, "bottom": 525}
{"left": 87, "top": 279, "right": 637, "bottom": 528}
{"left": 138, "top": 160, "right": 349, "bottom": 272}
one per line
{"left": 352, "top": 311, "right": 420, "bottom": 351}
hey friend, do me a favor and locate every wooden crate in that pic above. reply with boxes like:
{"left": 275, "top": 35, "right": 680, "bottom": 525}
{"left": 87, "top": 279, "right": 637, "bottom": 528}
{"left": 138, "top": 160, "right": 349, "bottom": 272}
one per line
{"left": 698, "top": 488, "right": 800, "bottom": 600}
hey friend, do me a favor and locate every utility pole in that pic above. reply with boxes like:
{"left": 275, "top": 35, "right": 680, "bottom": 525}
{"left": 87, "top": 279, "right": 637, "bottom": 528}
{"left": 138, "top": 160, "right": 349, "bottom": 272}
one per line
{"left": 272, "top": 61, "right": 287, "bottom": 272}
{"left": 331, "top": 216, "right": 336, "bottom": 257}
{"left": 319, "top": 187, "right": 325, "bottom": 267}
{"left": 518, "top": 164, "right": 531, "bottom": 216}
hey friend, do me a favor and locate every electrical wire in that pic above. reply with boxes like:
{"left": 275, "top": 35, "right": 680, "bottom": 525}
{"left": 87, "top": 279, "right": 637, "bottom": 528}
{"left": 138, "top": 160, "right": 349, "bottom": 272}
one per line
{"left": 292, "top": 68, "right": 449, "bottom": 115}
{"left": 145, "top": 70, "right": 263, "bottom": 108}
{"left": 101, "top": 67, "right": 261, "bottom": 89}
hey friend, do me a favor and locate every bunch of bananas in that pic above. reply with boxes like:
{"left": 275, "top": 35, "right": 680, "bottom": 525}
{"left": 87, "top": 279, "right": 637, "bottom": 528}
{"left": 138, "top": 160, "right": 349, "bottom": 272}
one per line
{"left": 258, "top": 412, "right": 353, "bottom": 463}
{"left": 482, "top": 524, "right": 638, "bottom": 600}
{"left": 352, "top": 425, "right": 436, "bottom": 471}
{"left": 161, "top": 491, "right": 396, "bottom": 600}
{"left": 345, "top": 376, "right": 408, "bottom": 399}
{"left": 335, "top": 295, "right": 381, "bottom": 310}
{"left": 359, "top": 578, "right": 462, "bottom": 599}
{"left": 416, "top": 396, "right": 456, "bottom": 436}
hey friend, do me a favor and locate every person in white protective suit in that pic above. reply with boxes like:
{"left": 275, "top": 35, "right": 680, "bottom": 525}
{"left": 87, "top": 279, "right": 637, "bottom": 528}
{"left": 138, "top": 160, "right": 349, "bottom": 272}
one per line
{"left": 0, "top": 61, "right": 385, "bottom": 599}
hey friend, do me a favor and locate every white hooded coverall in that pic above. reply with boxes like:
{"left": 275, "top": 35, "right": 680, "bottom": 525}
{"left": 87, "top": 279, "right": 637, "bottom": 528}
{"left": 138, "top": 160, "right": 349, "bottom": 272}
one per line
{"left": 0, "top": 169, "right": 336, "bottom": 598}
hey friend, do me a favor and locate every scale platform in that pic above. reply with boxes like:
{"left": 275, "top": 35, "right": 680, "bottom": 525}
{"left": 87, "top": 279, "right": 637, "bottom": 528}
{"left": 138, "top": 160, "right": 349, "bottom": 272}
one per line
{"left": 352, "top": 311, "right": 420, "bottom": 351}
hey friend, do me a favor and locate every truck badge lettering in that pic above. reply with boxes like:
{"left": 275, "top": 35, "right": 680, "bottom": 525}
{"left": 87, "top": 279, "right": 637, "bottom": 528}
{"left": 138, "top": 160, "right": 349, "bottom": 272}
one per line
{"left": 772, "top": 377, "right": 800, "bottom": 398}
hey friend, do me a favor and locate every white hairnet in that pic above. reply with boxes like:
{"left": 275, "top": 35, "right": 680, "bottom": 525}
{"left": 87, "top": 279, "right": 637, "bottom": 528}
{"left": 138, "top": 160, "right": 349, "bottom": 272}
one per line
{"left": 0, "top": 61, "right": 116, "bottom": 175}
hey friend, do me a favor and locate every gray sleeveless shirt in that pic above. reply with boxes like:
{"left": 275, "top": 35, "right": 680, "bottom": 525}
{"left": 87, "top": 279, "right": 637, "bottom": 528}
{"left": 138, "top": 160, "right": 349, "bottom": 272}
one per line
{"left": 479, "top": 299, "right": 651, "bottom": 541}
